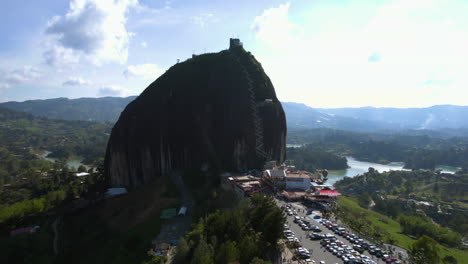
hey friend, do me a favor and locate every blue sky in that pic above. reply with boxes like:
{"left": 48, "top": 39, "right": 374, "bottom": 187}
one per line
{"left": 1, "top": 0, "right": 468, "bottom": 108}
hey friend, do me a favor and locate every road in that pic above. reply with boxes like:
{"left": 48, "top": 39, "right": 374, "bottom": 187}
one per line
{"left": 52, "top": 218, "right": 60, "bottom": 255}
{"left": 152, "top": 171, "right": 194, "bottom": 246}
{"left": 279, "top": 200, "right": 386, "bottom": 264}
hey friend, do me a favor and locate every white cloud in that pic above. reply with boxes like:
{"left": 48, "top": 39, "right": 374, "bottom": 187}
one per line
{"left": 164, "top": 1, "right": 172, "bottom": 10}
{"left": 252, "top": 2, "right": 293, "bottom": 48}
{"left": 62, "top": 77, "right": 91, "bottom": 86}
{"left": 190, "top": 13, "right": 215, "bottom": 28}
{"left": 0, "top": 83, "right": 11, "bottom": 90}
{"left": 252, "top": 0, "right": 468, "bottom": 108}
{"left": 141, "top": 41, "right": 147, "bottom": 48}
{"left": 0, "top": 66, "right": 42, "bottom": 89}
{"left": 45, "top": 0, "right": 138, "bottom": 65}
{"left": 123, "top": 63, "right": 163, "bottom": 80}
{"left": 43, "top": 45, "right": 80, "bottom": 66}
{"left": 98, "top": 85, "right": 131, "bottom": 97}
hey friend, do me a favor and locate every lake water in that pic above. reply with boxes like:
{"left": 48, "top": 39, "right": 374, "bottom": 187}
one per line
{"left": 327, "top": 157, "right": 408, "bottom": 185}
{"left": 435, "top": 165, "right": 461, "bottom": 174}
{"left": 327, "top": 157, "right": 460, "bottom": 185}
{"left": 37, "top": 151, "right": 87, "bottom": 170}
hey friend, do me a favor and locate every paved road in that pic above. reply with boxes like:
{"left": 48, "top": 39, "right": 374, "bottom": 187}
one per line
{"left": 280, "top": 200, "right": 386, "bottom": 264}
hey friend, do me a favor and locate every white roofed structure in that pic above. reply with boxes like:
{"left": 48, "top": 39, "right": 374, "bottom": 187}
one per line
{"left": 105, "top": 188, "right": 128, "bottom": 197}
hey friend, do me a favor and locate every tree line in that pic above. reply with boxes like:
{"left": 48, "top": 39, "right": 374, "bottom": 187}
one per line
{"left": 287, "top": 128, "right": 468, "bottom": 169}
{"left": 286, "top": 145, "right": 348, "bottom": 171}
{"left": 174, "top": 194, "right": 285, "bottom": 264}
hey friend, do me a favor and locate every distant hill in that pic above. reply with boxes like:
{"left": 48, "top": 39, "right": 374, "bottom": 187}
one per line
{"left": 281, "top": 102, "right": 393, "bottom": 131}
{"left": 3, "top": 97, "right": 468, "bottom": 134}
{"left": 0, "top": 106, "right": 111, "bottom": 165}
{"left": 1, "top": 96, "right": 136, "bottom": 123}
{"left": 318, "top": 105, "right": 468, "bottom": 130}
{"left": 0, "top": 98, "right": 393, "bottom": 132}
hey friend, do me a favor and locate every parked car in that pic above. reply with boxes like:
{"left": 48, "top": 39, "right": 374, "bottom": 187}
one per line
{"left": 310, "top": 233, "right": 323, "bottom": 240}
{"left": 310, "top": 226, "right": 322, "bottom": 232}
{"left": 353, "top": 245, "right": 364, "bottom": 253}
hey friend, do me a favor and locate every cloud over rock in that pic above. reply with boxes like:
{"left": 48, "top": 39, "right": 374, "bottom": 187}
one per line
{"left": 45, "top": 0, "right": 137, "bottom": 65}
{"left": 123, "top": 64, "right": 163, "bottom": 80}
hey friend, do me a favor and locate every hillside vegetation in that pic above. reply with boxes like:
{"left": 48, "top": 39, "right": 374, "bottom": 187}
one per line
{"left": 1, "top": 97, "right": 136, "bottom": 123}
{"left": 286, "top": 145, "right": 348, "bottom": 170}
{"left": 288, "top": 128, "right": 468, "bottom": 169}
{"left": 0, "top": 106, "right": 111, "bottom": 171}
{"left": 175, "top": 194, "right": 284, "bottom": 264}
{"left": 335, "top": 170, "right": 468, "bottom": 263}
{"left": 337, "top": 196, "right": 467, "bottom": 264}
{"left": 0, "top": 107, "right": 112, "bottom": 235}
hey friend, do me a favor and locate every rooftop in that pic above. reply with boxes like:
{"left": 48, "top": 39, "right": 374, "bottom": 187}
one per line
{"left": 266, "top": 169, "right": 286, "bottom": 178}
{"left": 285, "top": 172, "right": 311, "bottom": 179}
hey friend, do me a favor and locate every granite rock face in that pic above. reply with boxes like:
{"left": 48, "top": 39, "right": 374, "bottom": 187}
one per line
{"left": 104, "top": 47, "right": 286, "bottom": 188}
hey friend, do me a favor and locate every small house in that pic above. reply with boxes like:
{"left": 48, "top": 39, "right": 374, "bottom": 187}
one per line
{"left": 10, "top": 226, "right": 40, "bottom": 237}
{"left": 178, "top": 206, "right": 187, "bottom": 216}
{"left": 105, "top": 188, "right": 128, "bottom": 197}
{"left": 154, "top": 243, "right": 171, "bottom": 256}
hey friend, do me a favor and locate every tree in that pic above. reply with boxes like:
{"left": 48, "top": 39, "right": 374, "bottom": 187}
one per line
{"left": 442, "top": 255, "right": 457, "bottom": 264}
{"left": 215, "top": 241, "right": 239, "bottom": 263}
{"left": 409, "top": 235, "right": 440, "bottom": 264}
{"left": 249, "top": 194, "right": 285, "bottom": 248}
{"left": 250, "top": 257, "right": 271, "bottom": 264}
{"left": 174, "top": 238, "right": 190, "bottom": 264}
{"left": 77, "top": 165, "right": 87, "bottom": 172}
{"left": 358, "top": 193, "right": 371, "bottom": 208}
{"left": 191, "top": 238, "right": 214, "bottom": 264}
{"left": 238, "top": 235, "right": 259, "bottom": 264}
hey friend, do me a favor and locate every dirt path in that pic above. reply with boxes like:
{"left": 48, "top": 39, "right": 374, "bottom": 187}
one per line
{"left": 152, "top": 170, "right": 194, "bottom": 246}
{"left": 52, "top": 218, "right": 60, "bottom": 255}
{"left": 169, "top": 170, "right": 194, "bottom": 209}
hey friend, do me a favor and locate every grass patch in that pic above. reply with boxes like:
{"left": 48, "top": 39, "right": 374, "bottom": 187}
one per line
{"left": 338, "top": 196, "right": 468, "bottom": 263}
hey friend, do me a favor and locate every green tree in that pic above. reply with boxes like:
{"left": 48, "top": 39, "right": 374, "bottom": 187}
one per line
{"left": 250, "top": 257, "right": 271, "bottom": 264}
{"left": 174, "top": 238, "right": 190, "bottom": 264}
{"left": 249, "top": 194, "right": 285, "bottom": 248}
{"left": 215, "top": 240, "right": 239, "bottom": 263}
{"left": 77, "top": 165, "right": 87, "bottom": 172}
{"left": 358, "top": 193, "right": 371, "bottom": 208}
{"left": 409, "top": 235, "right": 440, "bottom": 264}
{"left": 191, "top": 239, "right": 214, "bottom": 264}
{"left": 442, "top": 255, "right": 457, "bottom": 264}
{"left": 238, "top": 235, "right": 259, "bottom": 264}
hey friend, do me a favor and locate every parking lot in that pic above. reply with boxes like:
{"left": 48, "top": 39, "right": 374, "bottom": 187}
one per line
{"left": 279, "top": 200, "right": 402, "bottom": 264}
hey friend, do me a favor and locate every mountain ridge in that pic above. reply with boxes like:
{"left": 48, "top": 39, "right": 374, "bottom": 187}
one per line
{"left": 2, "top": 97, "right": 468, "bottom": 133}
